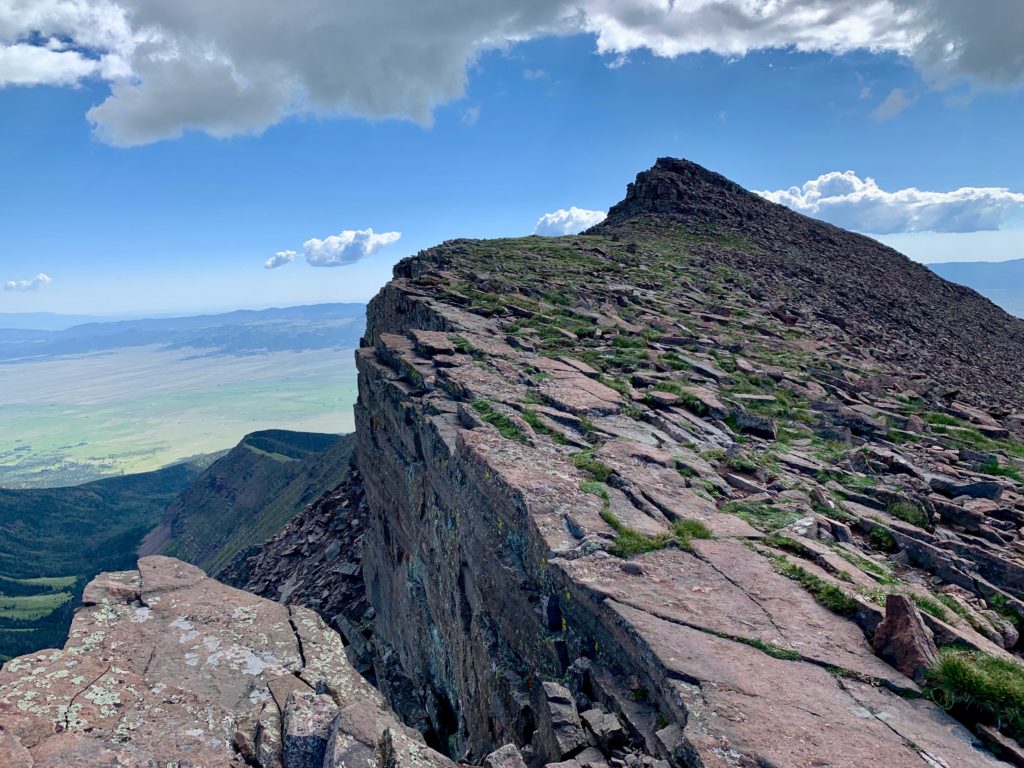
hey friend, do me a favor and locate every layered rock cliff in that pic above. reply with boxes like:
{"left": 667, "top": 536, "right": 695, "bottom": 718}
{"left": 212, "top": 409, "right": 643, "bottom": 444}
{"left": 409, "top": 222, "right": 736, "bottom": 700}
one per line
{"left": 338, "top": 159, "right": 1024, "bottom": 766}
{"left": 5, "top": 158, "right": 1024, "bottom": 768}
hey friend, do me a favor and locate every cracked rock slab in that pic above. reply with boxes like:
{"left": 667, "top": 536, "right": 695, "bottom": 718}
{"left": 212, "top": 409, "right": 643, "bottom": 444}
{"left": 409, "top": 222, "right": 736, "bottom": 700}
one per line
{"left": 0, "top": 556, "right": 452, "bottom": 768}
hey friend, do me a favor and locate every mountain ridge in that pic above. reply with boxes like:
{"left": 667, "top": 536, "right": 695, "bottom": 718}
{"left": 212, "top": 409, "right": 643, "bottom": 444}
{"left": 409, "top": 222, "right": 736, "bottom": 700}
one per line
{"left": 141, "top": 429, "right": 355, "bottom": 575}
{"left": 4, "top": 158, "right": 1024, "bottom": 767}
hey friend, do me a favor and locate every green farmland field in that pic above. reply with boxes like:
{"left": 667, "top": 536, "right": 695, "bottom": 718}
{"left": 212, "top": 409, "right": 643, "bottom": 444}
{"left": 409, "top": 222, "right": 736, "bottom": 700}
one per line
{"left": 0, "top": 345, "right": 357, "bottom": 487}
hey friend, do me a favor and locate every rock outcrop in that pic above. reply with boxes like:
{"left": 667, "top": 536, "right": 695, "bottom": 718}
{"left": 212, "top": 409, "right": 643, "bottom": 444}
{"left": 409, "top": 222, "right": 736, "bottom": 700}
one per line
{"left": 348, "top": 159, "right": 1024, "bottom": 765}
{"left": 0, "top": 556, "right": 451, "bottom": 768}
{"left": 873, "top": 594, "right": 940, "bottom": 683}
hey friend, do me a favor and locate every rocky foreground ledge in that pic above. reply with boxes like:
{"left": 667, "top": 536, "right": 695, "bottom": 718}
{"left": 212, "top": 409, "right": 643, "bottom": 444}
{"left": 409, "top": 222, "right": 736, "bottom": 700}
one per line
{"left": 0, "top": 556, "right": 452, "bottom": 768}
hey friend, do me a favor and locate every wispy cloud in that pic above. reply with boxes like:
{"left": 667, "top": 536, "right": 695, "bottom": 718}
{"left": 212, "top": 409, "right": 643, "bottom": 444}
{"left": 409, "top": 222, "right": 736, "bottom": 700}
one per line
{"left": 303, "top": 229, "right": 402, "bottom": 267}
{"left": 872, "top": 88, "right": 916, "bottom": 121}
{"left": 534, "top": 207, "right": 607, "bottom": 236}
{"left": 4, "top": 273, "right": 53, "bottom": 292}
{"left": 4, "top": 1, "right": 1023, "bottom": 145}
{"left": 757, "top": 172, "right": 1024, "bottom": 234}
{"left": 264, "top": 250, "right": 295, "bottom": 270}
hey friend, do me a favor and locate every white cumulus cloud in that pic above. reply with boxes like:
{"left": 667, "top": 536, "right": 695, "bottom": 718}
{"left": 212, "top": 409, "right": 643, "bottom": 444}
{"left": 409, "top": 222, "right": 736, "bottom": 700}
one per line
{"left": 2, "top": 1, "right": 1024, "bottom": 145}
{"left": 0, "top": 44, "right": 99, "bottom": 87}
{"left": 757, "top": 171, "right": 1024, "bottom": 234}
{"left": 264, "top": 250, "right": 295, "bottom": 270}
{"left": 303, "top": 229, "right": 402, "bottom": 268}
{"left": 4, "top": 273, "right": 53, "bottom": 291}
{"left": 534, "top": 207, "right": 607, "bottom": 236}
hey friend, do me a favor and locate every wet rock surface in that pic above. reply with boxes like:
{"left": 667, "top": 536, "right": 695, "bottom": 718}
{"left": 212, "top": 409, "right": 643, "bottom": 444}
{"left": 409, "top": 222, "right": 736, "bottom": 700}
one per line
{"left": 0, "top": 556, "right": 451, "bottom": 768}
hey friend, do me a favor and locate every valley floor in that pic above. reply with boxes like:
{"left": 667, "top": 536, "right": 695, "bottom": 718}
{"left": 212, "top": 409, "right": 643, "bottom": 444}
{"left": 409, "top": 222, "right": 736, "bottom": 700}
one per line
{"left": 0, "top": 345, "right": 357, "bottom": 487}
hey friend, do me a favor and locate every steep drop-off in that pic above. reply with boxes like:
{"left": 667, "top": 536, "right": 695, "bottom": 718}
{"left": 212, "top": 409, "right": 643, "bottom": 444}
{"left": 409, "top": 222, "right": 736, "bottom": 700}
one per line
{"left": 347, "top": 159, "right": 1024, "bottom": 766}
{"left": 0, "top": 461, "right": 204, "bottom": 662}
{"left": 0, "top": 556, "right": 454, "bottom": 768}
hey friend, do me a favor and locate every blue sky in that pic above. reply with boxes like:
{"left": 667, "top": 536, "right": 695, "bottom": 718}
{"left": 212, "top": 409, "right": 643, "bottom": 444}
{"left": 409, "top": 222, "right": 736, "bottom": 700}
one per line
{"left": 1, "top": 2, "right": 1023, "bottom": 316}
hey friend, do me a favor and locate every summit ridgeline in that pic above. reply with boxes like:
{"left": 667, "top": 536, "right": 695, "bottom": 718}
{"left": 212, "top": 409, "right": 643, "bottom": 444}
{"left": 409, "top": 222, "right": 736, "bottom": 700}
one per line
{"left": 4, "top": 159, "right": 1024, "bottom": 767}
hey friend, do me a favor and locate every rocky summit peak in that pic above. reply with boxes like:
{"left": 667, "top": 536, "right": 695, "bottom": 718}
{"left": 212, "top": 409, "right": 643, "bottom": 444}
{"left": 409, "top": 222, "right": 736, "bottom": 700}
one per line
{"left": 597, "top": 156, "right": 764, "bottom": 229}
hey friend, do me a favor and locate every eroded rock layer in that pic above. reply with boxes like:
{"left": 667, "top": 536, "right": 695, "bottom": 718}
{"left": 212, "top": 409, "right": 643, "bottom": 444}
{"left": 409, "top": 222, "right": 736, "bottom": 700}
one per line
{"left": 352, "top": 159, "right": 1024, "bottom": 767}
{"left": 0, "top": 556, "right": 452, "bottom": 768}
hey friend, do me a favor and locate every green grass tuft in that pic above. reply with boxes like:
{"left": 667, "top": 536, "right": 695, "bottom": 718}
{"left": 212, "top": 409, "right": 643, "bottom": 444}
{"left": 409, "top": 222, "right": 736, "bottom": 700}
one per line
{"left": 981, "top": 458, "right": 1023, "bottom": 483}
{"left": 471, "top": 401, "right": 529, "bottom": 443}
{"left": 670, "top": 518, "right": 713, "bottom": 541}
{"left": 926, "top": 649, "right": 1024, "bottom": 741}
{"left": 572, "top": 449, "right": 613, "bottom": 482}
{"left": 770, "top": 556, "right": 859, "bottom": 616}
{"left": 521, "top": 409, "right": 570, "bottom": 445}
{"left": 869, "top": 526, "right": 899, "bottom": 553}
{"left": 888, "top": 501, "right": 928, "bottom": 528}
{"left": 935, "top": 593, "right": 970, "bottom": 619}
{"left": 580, "top": 481, "right": 610, "bottom": 503}
{"left": 722, "top": 501, "right": 801, "bottom": 532}
{"left": 600, "top": 510, "right": 712, "bottom": 559}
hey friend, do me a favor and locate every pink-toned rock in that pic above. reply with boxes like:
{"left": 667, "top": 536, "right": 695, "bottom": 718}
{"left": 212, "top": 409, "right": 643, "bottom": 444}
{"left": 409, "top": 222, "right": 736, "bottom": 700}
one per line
{"left": 540, "top": 375, "right": 622, "bottom": 415}
{"left": 0, "top": 557, "right": 453, "bottom": 768}
{"left": 410, "top": 329, "right": 456, "bottom": 357}
{"left": 873, "top": 594, "right": 939, "bottom": 683}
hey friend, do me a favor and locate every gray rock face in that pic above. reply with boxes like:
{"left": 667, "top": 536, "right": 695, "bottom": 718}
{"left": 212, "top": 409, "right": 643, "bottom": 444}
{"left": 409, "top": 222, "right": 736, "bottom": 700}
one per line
{"left": 0, "top": 556, "right": 452, "bottom": 768}
{"left": 535, "top": 682, "right": 587, "bottom": 763}
{"left": 283, "top": 691, "right": 337, "bottom": 768}
{"left": 483, "top": 743, "right": 529, "bottom": 768}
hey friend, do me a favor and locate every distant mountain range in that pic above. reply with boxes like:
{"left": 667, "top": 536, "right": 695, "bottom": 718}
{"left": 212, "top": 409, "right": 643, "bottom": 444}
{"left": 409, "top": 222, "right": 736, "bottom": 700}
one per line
{"left": 930, "top": 258, "right": 1024, "bottom": 317}
{"left": 0, "top": 312, "right": 110, "bottom": 331}
{"left": 0, "top": 302, "right": 366, "bottom": 362}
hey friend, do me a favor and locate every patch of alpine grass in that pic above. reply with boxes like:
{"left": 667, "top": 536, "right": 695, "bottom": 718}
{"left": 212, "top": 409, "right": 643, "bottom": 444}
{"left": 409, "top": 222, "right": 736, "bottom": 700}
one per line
{"left": 471, "top": 401, "right": 528, "bottom": 443}
{"left": 926, "top": 649, "right": 1024, "bottom": 742}
{"left": 770, "top": 556, "right": 858, "bottom": 616}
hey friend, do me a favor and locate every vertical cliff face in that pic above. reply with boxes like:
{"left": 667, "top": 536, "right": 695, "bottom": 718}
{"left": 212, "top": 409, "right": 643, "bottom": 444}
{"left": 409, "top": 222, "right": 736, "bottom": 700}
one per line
{"left": 357, "top": 291, "right": 556, "bottom": 757}
{"left": 348, "top": 159, "right": 1024, "bottom": 767}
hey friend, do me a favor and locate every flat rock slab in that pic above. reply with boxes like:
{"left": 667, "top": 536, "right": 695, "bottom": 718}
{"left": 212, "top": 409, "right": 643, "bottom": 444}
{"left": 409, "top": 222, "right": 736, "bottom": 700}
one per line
{"left": 0, "top": 556, "right": 452, "bottom": 768}
{"left": 563, "top": 541, "right": 910, "bottom": 689}
{"left": 607, "top": 601, "right": 1007, "bottom": 768}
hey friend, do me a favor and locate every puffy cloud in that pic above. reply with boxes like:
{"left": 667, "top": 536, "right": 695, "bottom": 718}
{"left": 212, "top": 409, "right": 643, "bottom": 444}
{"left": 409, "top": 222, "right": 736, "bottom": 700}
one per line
{"left": 4, "top": 273, "right": 53, "bottom": 291}
{"left": 303, "top": 229, "right": 401, "bottom": 267}
{"left": 3, "top": 1, "right": 1024, "bottom": 144}
{"left": 757, "top": 171, "right": 1024, "bottom": 234}
{"left": 264, "top": 250, "right": 295, "bottom": 270}
{"left": 534, "top": 207, "right": 607, "bottom": 236}
{"left": 0, "top": 44, "right": 99, "bottom": 87}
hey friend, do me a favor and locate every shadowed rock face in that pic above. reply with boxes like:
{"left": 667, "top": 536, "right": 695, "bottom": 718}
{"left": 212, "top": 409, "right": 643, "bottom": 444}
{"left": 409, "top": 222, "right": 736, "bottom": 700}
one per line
{"left": 0, "top": 556, "right": 452, "bottom": 768}
{"left": 350, "top": 159, "right": 1024, "bottom": 766}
